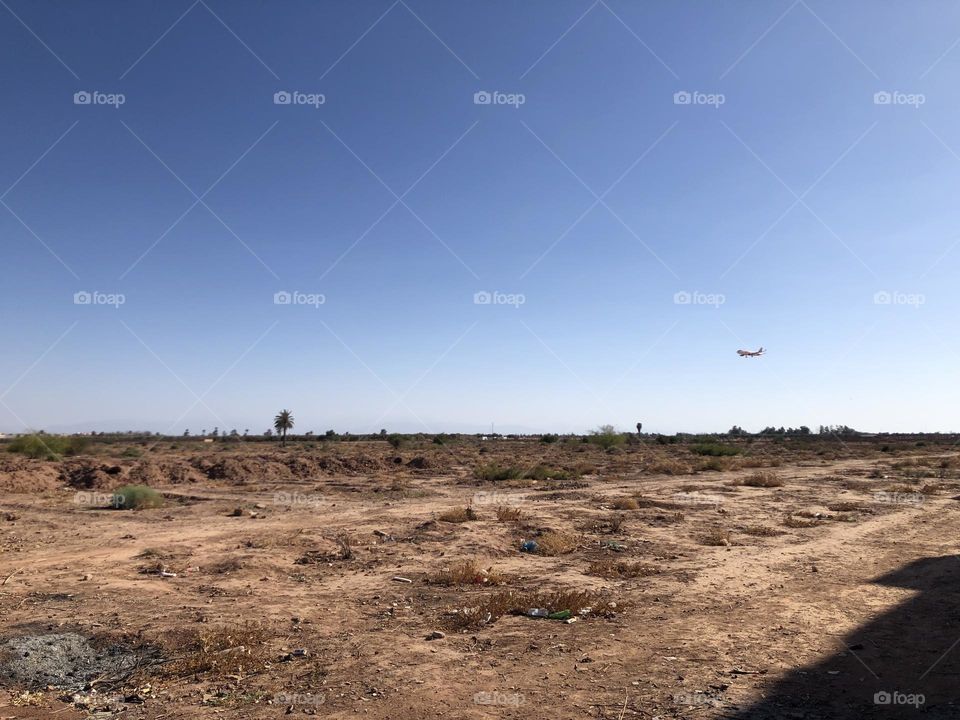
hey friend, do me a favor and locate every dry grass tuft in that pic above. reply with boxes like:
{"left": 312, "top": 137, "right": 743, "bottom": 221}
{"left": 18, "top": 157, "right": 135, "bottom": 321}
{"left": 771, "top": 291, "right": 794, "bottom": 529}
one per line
{"left": 496, "top": 506, "right": 523, "bottom": 522}
{"left": 740, "top": 525, "right": 783, "bottom": 537}
{"left": 587, "top": 559, "right": 660, "bottom": 579}
{"left": 783, "top": 514, "right": 822, "bottom": 528}
{"left": 534, "top": 530, "right": 579, "bottom": 556}
{"left": 447, "top": 588, "right": 623, "bottom": 630}
{"left": 699, "top": 527, "right": 732, "bottom": 546}
{"left": 611, "top": 497, "right": 640, "bottom": 510}
{"left": 428, "top": 559, "right": 509, "bottom": 586}
{"left": 735, "top": 472, "right": 784, "bottom": 488}
{"left": 438, "top": 506, "right": 478, "bottom": 523}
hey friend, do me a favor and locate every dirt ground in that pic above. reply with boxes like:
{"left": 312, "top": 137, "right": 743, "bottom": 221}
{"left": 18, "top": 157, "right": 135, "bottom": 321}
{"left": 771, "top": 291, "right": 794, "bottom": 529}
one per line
{"left": 1, "top": 436, "right": 959, "bottom": 718}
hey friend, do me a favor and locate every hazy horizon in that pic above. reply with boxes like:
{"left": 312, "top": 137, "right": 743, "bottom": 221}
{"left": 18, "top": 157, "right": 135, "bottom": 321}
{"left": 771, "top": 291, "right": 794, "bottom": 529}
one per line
{"left": 4, "top": 2, "right": 960, "bottom": 435}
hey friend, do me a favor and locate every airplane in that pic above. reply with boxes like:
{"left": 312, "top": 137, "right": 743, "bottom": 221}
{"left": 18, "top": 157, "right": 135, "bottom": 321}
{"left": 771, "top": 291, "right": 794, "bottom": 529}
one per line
{"left": 737, "top": 347, "right": 765, "bottom": 357}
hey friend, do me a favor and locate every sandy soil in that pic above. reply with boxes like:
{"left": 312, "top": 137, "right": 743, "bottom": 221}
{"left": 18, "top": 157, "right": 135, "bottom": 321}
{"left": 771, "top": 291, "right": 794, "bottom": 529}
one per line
{"left": 0, "top": 437, "right": 958, "bottom": 718}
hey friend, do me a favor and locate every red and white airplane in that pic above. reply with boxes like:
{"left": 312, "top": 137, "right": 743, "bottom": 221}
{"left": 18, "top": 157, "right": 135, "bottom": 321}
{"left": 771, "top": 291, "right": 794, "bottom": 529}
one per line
{"left": 737, "top": 347, "right": 765, "bottom": 357}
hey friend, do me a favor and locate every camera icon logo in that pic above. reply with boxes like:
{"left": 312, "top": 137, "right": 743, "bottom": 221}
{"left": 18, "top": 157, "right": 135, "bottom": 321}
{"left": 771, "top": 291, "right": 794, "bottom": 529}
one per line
{"left": 274, "top": 91, "right": 292, "bottom": 105}
{"left": 673, "top": 290, "right": 691, "bottom": 305}
{"left": 274, "top": 290, "right": 292, "bottom": 305}
{"left": 474, "top": 91, "right": 492, "bottom": 105}
{"left": 473, "top": 290, "right": 492, "bottom": 305}
{"left": 873, "top": 290, "right": 891, "bottom": 305}
{"left": 74, "top": 291, "right": 92, "bottom": 305}
{"left": 74, "top": 91, "right": 92, "bottom": 105}
{"left": 673, "top": 91, "right": 692, "bottom": 105}
{"left": 874, "top": 91, "right": 892, "bottom": 105}
{"left": 874, "top": 691, "right": 892, "bottom": 705}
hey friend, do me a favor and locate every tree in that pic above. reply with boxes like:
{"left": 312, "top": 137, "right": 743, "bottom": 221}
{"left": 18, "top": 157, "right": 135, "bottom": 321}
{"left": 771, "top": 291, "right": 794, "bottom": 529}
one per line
{"left": 636, "top": 422, "right": 643, "bottom": 435}
{"left": 274, "top": 409, "right": 294, "bottom": 447}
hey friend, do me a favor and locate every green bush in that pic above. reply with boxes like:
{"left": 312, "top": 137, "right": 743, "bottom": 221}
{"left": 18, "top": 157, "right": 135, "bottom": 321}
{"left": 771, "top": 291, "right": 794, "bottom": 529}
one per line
{"left": 474, "top": 464, "right": 524, "bottom": 481}
{"left": 540, "top": 434, "right": 559, "bottom": 444}
{"left": 690, "top": 443, "right": 741, "bottom": 457}
{"left": 588, "top": 425, "right": 626, "bottom": 450}
{"left": 6, "top": 434, "right": 89, "bottom": 460}
{"left": 111, "top": 484, "right": 164, "bottom": 510}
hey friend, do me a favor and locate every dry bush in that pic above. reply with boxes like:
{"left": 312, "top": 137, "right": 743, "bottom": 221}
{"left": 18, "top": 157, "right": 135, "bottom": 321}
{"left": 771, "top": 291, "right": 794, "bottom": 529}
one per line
{"left": 606, "top": 514, "right": 627, "bottom": 534}
{"left": 699, "top": 528, "right": 732, "bottom": 546}
{"left": 496, "top": 506, "right": 523, "bottom": 522}
{"left": 611, "top": 497, "right": 640, "bottom": 510}
{"left": 642, "top": 456, "right": 693, "bottom": 475}
{"left": 438, "top": 506, "right": 478, "bottom": 523}
{"left": 740, "top": 525, "right": 783, "bottom": 537}
{"left": 920, "top": 483, "right": 942, "bottom": 495}
{"left": 428, "top": 559, "right": 508, "bottom": 586}
{"left": 535, "top": 530, "right": 578, "bottom": 556}
{"left": 631, "top": 495, "right": 685, "bottom": 510}
{"left": 735, "top": 472, "right": 784, "bottom": 488}
{"left": 447, "top": 588, "right": 623, "bottom": 630}
{"left": 827, "top": 501, "right": 867, "bottom": 512}
{"left": 783, "top": 514, "right": 822, "bottom": 528}
{"left": 160, "top": 623, "right": 270, "bottom": 678}
{"left": 587, "top": 559, "right": 660, "bottom": 579}
{"left": 204, "top": 557, "right": 244, "bottom": 574}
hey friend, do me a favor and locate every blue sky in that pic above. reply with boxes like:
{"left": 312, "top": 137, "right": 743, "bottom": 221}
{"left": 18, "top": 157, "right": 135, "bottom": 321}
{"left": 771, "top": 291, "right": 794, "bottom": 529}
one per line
{"left": 2, "top": 0, "right": 960, "bottom": 435}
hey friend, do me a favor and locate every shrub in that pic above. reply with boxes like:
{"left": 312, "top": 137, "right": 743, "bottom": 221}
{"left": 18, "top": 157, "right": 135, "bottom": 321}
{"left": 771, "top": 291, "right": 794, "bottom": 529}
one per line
{"left": 438, "top": 506, "right": 477, "bottom": 523}
{"left": 737, "top": 472, "right": 784, "bottom": 488}
{"left": 699, "top": 528, "right": 732, "bottom": 546}
{"left": 690, "top": 443, "right": 740, "bottom": 457}
{"left": 475, "top": 464, "right": 524, "bottom": 482}
{"left": 7, "top": 434, "right": 89, "bottom": 460}
{"left": 540, "top": 434, "right": 559, "bottom": 444}
{"left": 535, "top": 530, "right": 578, "bottom": 555}
{"left": 111, "top": 484, "right": 164, "bottom": 510}
{"left": 496, "top": 506, "right": 523, "bottom": 522}
{"left": 588, "top": 425, "right": 626, "bottom": 450}
{"left": 428, "top": 559, "right": 508, "bottom": 586}
{"left": 611, "top": 497, "right": 640, "bottom": 510}
{"left": 588, "top": 559, "right": 660, "bottom": 579}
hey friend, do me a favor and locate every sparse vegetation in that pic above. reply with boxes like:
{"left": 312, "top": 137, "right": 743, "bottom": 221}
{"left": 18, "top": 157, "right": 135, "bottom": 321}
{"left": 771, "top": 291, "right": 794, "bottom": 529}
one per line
{"left": 690, "top": 443, "right": 741, "bottom": 457}
{"left": 7, "top": 434, "right": 90, "bottom": 460}
{"left": 428, "top": 559, "right": 508, "bottom": 586}
{"left": 111, "top": 484, "right": 164, "bottom": 510}
{"left": 587, "top": 559, "right": 660, "bottom": 578}
{"left": 533, "top": 529, "right": 578, "bottom": 555}
{"left": 438, "top": 506, "right": 478, "bottom": 523}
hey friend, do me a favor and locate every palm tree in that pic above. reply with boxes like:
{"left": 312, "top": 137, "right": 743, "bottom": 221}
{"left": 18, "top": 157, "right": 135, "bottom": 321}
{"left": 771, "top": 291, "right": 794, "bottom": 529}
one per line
{"left": 274, "top": 409, "right": 294, "bottom": 447}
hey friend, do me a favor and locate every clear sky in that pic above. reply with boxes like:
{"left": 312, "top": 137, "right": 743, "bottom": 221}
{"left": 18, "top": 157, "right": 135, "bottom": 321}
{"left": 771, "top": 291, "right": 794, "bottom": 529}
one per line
{"left": 2, "top": 0, "right": 959, "bottom": 435}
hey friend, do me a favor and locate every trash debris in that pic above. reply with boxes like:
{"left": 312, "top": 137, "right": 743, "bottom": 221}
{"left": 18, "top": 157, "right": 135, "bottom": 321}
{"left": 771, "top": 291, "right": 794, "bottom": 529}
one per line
{"left": 392, "top": 576, "right": 413, "bottom": 583}
{"left": 426, "top": 631, "right": 445, "bottom": 641}
{"left": 602, "top": 541, "right": 626, "bottom": 552}
{"left": 520, "top": 540, "right": 538, "bottom": 553}
{"left": 373, "top": 530, "right": 394, "bottom": 542}
{"left": 547, "top": 610, "right": 572, "bottom": 621}
{"left": 159, "top": 570, "right": 177, "bottom": 578}
{"left": 526, "top": 608, "right": 550, "bottom": 618}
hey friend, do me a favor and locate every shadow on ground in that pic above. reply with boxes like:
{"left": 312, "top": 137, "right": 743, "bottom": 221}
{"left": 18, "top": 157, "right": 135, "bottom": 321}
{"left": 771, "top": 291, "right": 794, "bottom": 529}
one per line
{"left": 726, "top": 555, "right": 960, "bottom": 718}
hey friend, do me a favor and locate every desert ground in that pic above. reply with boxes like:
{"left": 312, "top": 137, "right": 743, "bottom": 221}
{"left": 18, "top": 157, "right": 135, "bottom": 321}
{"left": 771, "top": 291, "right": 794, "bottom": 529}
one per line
{"left": 1, "top": 434, "right": 959, "bottom": 718}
